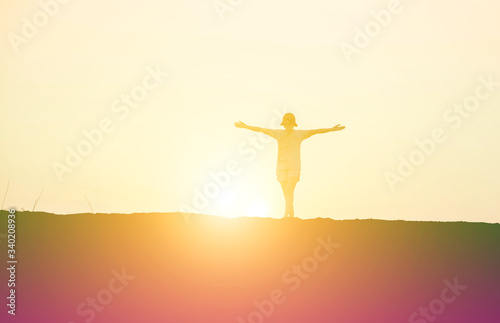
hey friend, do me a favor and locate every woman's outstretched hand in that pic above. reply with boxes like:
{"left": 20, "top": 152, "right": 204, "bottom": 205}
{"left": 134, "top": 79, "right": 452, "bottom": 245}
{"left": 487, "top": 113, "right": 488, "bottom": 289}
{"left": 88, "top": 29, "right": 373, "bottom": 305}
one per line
{"left": 234, "top": 121, "right": 247, "bottom": 128}
{"left": 333, "top": 124, "right": 345, "bottom": 131}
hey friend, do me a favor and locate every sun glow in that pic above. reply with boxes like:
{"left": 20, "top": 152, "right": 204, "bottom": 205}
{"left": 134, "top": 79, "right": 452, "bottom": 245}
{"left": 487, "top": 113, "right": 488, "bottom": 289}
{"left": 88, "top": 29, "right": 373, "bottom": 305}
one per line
{"left": 247, "top": 201, "right": 269, "bottom": 218}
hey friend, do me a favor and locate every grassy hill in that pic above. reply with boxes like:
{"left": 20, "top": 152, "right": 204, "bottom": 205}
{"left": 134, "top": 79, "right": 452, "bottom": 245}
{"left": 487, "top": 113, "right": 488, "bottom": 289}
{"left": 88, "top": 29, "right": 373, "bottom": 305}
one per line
{"left": 1, "top": 210, "right": 499, "bottom": 323}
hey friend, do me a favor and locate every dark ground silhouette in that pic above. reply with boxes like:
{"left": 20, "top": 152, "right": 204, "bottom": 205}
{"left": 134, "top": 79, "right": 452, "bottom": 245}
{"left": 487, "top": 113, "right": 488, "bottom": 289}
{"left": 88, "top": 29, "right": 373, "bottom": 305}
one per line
{"left": 0, "top": 211, "right": 499, "bottom": 323}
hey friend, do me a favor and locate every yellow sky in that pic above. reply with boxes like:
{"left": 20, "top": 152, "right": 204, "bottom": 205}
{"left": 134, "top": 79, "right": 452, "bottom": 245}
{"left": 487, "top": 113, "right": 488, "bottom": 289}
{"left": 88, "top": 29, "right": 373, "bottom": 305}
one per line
{"left": 1, "top": 0, "right": 499, "bottom": 222}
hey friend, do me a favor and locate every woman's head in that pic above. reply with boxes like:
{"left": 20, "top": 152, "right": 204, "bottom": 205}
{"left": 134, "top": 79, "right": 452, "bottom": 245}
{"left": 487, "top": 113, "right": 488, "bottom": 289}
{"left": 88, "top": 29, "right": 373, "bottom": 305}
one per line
{"left": 280, "top": 113, "right": 297, "bottom": 130}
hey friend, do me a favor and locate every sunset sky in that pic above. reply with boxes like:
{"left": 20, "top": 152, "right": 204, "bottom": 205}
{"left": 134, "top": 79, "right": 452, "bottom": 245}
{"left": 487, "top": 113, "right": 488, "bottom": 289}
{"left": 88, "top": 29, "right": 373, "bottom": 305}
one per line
{"left": 1, "top": 0, "right": 499, "bottom": 222}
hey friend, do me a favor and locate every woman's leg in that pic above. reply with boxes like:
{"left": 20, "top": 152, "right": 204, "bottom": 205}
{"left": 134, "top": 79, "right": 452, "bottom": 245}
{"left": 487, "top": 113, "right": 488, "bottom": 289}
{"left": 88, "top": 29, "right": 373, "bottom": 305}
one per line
{"left": 280, "top": 181, "right": 288, "bottom": 217}
{"left": 285, "top": 178, "right": 299, "bottom": 218}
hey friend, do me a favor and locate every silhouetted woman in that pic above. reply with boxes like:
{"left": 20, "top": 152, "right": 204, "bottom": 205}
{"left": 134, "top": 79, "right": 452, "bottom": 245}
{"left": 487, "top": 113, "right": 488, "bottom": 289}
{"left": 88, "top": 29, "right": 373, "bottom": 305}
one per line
{"left": 235, "top": 113, "right": 345, "bottom": 218}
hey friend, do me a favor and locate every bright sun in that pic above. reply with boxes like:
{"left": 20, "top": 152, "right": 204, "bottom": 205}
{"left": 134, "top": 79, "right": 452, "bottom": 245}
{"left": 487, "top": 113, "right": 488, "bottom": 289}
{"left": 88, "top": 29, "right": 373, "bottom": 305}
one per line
{"left": 214, "top": 189, "right": 271, "bottom": 218}
{"left": 247, "top": 201, "right": 269, "bottom": 218}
